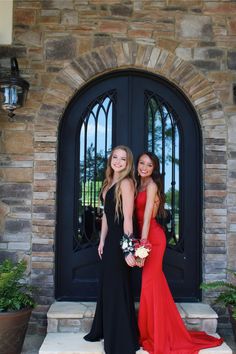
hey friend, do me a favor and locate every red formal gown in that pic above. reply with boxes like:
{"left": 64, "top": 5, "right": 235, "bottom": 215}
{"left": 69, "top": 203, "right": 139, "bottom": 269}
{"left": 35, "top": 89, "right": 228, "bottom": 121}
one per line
{"left": 135, "top": 190, "right": 223, "bottom": 354}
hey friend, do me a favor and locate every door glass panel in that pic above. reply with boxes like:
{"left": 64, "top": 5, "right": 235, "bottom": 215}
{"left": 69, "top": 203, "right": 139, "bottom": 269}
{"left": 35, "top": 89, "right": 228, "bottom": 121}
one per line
{"left": 74, "top": 91, "right": 115, "bottom": 251}
{"left": 145, "top": 91, "right": 181, "bottom": 250}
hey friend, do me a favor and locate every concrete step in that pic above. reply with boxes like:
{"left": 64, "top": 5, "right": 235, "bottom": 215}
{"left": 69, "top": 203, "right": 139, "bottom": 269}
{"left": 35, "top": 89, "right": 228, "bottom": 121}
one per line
{"left": 39, "top": 332, "right": 232, "bottom": 354}
{"left": 47, "top": 302, "right": 219, "bottom": 334}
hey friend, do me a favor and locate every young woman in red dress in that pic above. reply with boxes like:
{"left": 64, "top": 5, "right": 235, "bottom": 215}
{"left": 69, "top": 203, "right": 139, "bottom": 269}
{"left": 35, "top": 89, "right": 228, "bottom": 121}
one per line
{"left": 135, "top": 152, "right": 223, "bottom": 354}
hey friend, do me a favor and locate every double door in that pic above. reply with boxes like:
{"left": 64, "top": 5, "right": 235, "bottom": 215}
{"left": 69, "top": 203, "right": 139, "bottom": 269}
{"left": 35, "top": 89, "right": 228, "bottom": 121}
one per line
{"left": 56, "top": 70, "right": 202, "bottom": 302}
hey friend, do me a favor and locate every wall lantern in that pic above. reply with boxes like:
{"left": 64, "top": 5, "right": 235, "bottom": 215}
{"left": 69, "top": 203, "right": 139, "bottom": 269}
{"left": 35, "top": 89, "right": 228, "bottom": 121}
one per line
{"left": 0, "top": 57, "right": 30, "bottom": 121}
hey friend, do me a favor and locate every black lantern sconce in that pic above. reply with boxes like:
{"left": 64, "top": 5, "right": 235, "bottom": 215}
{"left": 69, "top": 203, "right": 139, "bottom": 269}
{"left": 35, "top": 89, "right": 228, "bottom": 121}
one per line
{"left": 0, "top": 58, "right": 30, "bottom": 121}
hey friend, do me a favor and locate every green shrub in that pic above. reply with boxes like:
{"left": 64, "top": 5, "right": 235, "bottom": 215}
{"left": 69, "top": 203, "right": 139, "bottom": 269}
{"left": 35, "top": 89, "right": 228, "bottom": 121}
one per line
{"left": 0, "top": 259, "right": 36, "bottom": 312}
{"left": 201, "top": 269, "right": 236, "bottom": 320}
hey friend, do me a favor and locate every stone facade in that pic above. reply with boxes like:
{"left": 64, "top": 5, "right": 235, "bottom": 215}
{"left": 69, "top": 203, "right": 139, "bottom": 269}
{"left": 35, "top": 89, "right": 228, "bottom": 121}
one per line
{"left": 0, "top": 0, "right": 236, "bottom": 336}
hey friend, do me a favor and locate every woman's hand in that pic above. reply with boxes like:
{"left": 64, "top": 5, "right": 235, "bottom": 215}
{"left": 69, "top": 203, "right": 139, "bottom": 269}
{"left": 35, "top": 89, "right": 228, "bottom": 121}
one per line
{"left": 136, "top": 258, "right": 145, "bottom": 268}
{"left": 125, "top": 253, "right": 136, "bottom": 267}
{"left": 98, "top": 241, "right": 104, "bottom": 259}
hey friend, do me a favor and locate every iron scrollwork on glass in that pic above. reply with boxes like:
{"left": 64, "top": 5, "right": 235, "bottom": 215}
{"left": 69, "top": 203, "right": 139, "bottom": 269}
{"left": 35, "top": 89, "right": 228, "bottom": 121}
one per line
{"left": 74, "top": 91, "right": 115, "bottom": 251}
{"left": 145, "top": 90, "right": 182, "bottom": 251}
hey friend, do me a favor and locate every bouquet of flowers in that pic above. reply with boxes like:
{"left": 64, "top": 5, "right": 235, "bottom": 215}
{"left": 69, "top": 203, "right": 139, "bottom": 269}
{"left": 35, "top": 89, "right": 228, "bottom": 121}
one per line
{"left": 134, "top": 239, "right": 152, "bottom": 265}
{"left": 120, "top": 233, "right": 138, "bottom": 257}
{"left": 120, "top": 234, "right": 152, "bottom": 265}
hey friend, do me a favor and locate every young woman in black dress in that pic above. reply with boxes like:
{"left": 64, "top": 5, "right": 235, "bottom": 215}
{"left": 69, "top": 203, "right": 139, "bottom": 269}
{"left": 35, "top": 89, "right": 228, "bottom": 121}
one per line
{"left": 84, "top": 145, "right": 139, "bottom": 354}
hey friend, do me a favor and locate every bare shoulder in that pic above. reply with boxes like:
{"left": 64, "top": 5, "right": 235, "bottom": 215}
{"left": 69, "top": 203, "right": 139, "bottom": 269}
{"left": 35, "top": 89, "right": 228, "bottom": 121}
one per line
{"left": 120, "top": 178, "right": 135, "bottom": 192}
{"left": 146, "top": 181, "right": 157, "bottom": 194}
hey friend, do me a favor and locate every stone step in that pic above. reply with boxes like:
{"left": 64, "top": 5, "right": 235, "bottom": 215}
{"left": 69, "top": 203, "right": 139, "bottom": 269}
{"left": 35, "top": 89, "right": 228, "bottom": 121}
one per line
{"left": 47, "top": 302, "right": 219, "bottom": 334}
{"left": 39, "top": 332, "right": 232, "bottom": 354}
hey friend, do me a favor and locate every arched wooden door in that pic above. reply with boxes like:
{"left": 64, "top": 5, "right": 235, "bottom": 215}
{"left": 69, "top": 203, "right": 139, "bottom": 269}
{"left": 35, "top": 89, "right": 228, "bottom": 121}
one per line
{"left": 56, "top": 70, "right": 202, "bottom": 302}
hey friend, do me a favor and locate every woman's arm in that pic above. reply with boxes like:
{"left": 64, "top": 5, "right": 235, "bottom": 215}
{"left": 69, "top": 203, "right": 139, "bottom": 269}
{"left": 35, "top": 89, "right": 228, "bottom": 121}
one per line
{"left": 121, "top": 178, "right": 134, "bottom": 235}
{"left": 121, "top": 179, "right": 136, "bottom": 267}
{"left": 98, "top": 213, "right": 108, "bottom": 259}
{"left": 98, "top": 191, "right": 108, "bottom": 259}
{"left": 141, "top": 183, "right": 158, "bottom": 240}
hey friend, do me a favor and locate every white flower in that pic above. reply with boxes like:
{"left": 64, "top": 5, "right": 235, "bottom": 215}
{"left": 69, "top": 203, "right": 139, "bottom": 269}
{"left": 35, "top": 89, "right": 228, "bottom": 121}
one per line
{"left": 122, "top": 241, "right": 128, "bottom": 250}
{"left": 135, "top": 246, "right": 150, "bottom": 259}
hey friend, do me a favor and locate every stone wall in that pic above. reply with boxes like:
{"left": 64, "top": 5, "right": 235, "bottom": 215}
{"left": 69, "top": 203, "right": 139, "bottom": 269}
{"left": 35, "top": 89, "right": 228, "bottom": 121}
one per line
{"left": 0, "top": 0, "right": 236, "bottom": 335}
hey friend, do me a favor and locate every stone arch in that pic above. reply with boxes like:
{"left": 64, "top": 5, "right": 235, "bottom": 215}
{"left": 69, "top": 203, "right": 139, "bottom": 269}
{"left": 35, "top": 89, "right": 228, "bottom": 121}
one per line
{"left": 38, "top": 42, "right": 226, "bottom": 130}
{"left": 33, "top": 42, "right": 227, "bottom": 297}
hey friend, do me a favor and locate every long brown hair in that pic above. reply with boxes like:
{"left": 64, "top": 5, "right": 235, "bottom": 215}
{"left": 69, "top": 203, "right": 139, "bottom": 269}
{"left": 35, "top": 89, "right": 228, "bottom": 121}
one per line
{"left": 101, "top": 145, "right": 136, "bottom": 220}
{"left": 136, "top": 152, "right": 165, "bottom": 217}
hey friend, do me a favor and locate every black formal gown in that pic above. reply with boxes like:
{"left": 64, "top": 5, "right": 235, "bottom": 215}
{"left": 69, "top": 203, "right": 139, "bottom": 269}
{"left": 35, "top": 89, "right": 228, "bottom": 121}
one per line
{"left": 84, "top": 184, "right": 139, "bottom": 354}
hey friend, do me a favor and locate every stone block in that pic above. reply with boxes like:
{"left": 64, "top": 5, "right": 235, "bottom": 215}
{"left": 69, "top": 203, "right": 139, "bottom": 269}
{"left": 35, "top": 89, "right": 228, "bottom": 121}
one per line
{"left": 155, "top": 49, "right": 169, "bottom": 70}
{"left": 15, "top": 8, "right": 36, "bottom": 25}
{"left": 61, "top": 10, "right": 78, "bottom": 25}
{"left": 80, "top": 317, "right": 94, "bottom": 332}
{"left": 205, "top": 150, "right": 227, "bottom": 164}
{"left": 175, "top": 48, "right": 192, "bottom": 60}
{"left": 47, "top": 318, "right": 58, "bottom": 333}
{"left": 31, "top": 274, "right": 54, "bottom": 284}
{"left": 228, "top": 115, "right": 236, "bottom": 143}
{"left": 40, "top": 9, "right": 60, "bottom": 24}
{"left": 32, "top": 261, "right": 53, "bottom": 269}
{"left": 93, "top": 33, "right": 112, "bottom": 48}
{"left": 2, "top": 233, "right": 31, "bottom": 242}
{"left": 227, "top": 51, "right": 236, "bottom": 70}
{"left": 128, "top": 29, "right": 153, "bottom": 39}
{"left": 0, "top": 168, "right": 33, "bottom": 183}
{"left": 110, "top": 4, "right": 132, "bottom": 17}
{"left": 177, "top": 15, "right": 212, "bottom": 40}
{"left": 100, "top": 20, "right": 127, "bottom": 34}
{"left": 35, "top": 153, "right": 56, "bottom": 161}
{"left": 185, "top": 318, "right": 201, "bottom": 325}
{"left": 204, "top": 239, "right": 225, "bottom": 247}
{"left": 158, "top": 38, "right": 178, "bottom": 52}
{"left": 0, "top": 243, "right": 7, "bottom": 250}
{"left": 2, "top": 131, "right": 33, "bottom": 154}
{"left": 59, "top": 319, "right": 82, "bottom": 333}
{"left": 204, "top": 261, "right": 227, "bottom": 274}
{"left": 48, "top": 302, "right": 88, "bottom": 319}
{"left": 8, "top": 242, "right": 30, "bottom": 250}
{"left": 193, "top": 48, "right": 225, "bottom": 60}
{"left": 0, "top": 201, "right": 10, "bottom": 217}
{"left": 191, "top": 60, "right": 220, "bottom": 71}
{"left": 228, "top": 19, "right": 236, "bottom": 35}
{"left": 41, "top": 0, "right": 74, "bottom": 10}
{"left": 204, "top": 2, "right": 236, "bottom": 15}
{"left": 32, "top": 244, "right": 53, "bottom": 252}
{"left": 5, "top": 218, "right": 31, "bottom": 234}
{"left": 45, "top": 36, "right": 76, "bottom": 60}
{"left": 0, "top": 251, "right": 17, "bottom": 263}
{"left": 147, "top": 47, "right": 161, "bottom": 68}
{"left": 16, "top": 31, "right": 42, "bottom": 47}
{"left": 73, "top": 56, "right": 94, "bottom": 80}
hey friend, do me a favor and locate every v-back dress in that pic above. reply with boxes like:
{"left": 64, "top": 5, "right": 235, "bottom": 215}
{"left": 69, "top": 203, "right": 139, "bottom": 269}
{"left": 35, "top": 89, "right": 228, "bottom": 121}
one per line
{"left": 84, "top": 184, "right": 139, "bottom": 354}
{"left": 135, "top": 190, "right": 224, "bottom": 354}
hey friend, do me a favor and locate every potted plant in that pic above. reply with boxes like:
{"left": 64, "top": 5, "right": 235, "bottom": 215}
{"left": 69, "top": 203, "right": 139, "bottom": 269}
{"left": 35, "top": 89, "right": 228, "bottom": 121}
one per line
{"left": 0, "top": 259, "right": 36, "bottom": 354}
{"left": 201, "top": 269, "right": 236, "bottom": 342}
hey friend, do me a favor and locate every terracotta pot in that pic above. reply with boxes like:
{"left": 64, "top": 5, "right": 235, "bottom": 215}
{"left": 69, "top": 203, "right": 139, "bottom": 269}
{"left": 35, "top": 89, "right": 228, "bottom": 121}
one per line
{"left": 228, "top": 305, "right": 236, "bottom": 343}
{"left": 0, "top": 307, "right": 32, "bottom": 354}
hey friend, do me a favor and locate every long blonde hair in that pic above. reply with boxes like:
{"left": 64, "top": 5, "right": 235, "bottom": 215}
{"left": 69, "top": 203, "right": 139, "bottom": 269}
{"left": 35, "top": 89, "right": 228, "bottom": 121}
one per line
{"left": 101, "top": 145, "right": 136, "bottom": 220}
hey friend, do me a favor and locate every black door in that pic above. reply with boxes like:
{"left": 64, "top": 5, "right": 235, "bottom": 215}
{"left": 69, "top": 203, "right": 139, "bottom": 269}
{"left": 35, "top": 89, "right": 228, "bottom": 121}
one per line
{"left": 56, "top": 70, "right": 202, "bottom": 302}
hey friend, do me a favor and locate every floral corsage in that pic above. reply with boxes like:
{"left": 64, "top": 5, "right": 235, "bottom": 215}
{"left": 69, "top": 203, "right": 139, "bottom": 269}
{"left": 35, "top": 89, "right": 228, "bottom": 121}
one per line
{"left": 135, "top": 239, "right": 152, "bottom": 265}
{"left": 120, "top": 234, "right": 138, "bottom": 257}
